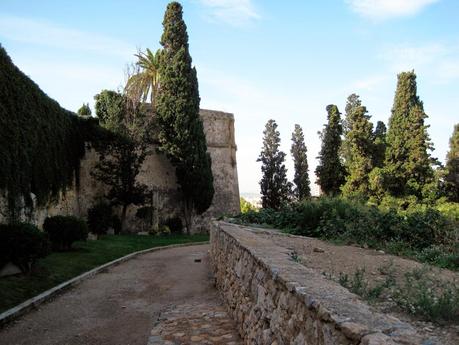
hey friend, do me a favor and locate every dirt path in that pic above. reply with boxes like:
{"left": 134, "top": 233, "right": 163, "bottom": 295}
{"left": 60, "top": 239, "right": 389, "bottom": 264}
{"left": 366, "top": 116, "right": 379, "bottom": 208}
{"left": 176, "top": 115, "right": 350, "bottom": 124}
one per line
{"left": 0, "top": 244, "right": 241, "bottom": 345}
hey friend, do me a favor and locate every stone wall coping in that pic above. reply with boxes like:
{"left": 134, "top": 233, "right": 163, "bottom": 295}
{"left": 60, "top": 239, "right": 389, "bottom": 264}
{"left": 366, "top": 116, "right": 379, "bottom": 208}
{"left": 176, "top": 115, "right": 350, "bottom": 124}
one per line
{"left": 213, "top": 221, "right": 427, "bottom": 345}
{"left": 0, "top": 241, "right": 209, "bottom": 327}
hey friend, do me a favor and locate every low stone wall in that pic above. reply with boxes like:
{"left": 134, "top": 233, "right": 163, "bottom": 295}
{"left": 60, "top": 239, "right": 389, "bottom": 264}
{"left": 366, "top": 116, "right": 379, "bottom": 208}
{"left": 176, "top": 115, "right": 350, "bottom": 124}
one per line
{"left": 210, "top": 222, "right": 426, "bottom": 345}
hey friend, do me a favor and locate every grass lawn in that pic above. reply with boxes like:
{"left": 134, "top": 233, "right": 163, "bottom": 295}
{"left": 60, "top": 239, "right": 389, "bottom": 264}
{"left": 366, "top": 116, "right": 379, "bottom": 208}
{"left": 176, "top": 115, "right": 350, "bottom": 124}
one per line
{"left": 0, "top": 234, "right": 209, "bottom": 313}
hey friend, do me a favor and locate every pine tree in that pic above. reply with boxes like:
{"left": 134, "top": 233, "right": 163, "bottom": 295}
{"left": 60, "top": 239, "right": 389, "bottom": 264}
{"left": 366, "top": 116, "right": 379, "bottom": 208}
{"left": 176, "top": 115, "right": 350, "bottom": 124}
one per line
{"left": 315, "top": 105, "right": 346, "bottom": 196}
{"left": 341, "top": 100, "right": 374, "bottom": 198}
{"left": 385, "top": 71, "right": 434, "bottom": 197}
{"left": 258, "top": 119, "right": 291, "bottom": 209}
{"left": 372, "top": 121, "right": 386, "bottom": 168}
{"left": 290, "top": 124, "right": 310, "bottom": 200}
{"left": 156, "top": 2, "right": 214, "bottom": 233}
{"left": 445, "top": 124, "right": 459, "bottom": 201}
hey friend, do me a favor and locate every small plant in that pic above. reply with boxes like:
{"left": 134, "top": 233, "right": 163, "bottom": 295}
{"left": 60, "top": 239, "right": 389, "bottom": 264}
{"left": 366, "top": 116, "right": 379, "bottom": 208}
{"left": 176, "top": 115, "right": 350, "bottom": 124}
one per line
{"left": 87, "top": 202, "right": 113, "bottom": 237}
{"left": 289, "top": 250, "right": 300, "bottom": 263}
{"left": 0, "top": 223, "right": 51, "bottom": 273}
{"left": 43, "top": 216, "right": 88, "bottom": 251}
{"left": 394, "top": 267, "right": 459, "bottom": 323}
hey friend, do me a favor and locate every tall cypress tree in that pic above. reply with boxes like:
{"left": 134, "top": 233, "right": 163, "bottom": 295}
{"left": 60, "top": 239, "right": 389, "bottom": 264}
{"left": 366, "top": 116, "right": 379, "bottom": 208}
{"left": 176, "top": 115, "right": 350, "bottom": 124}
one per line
{"left": 445, "top": 124, "right": 459, "bottom": 202}
{"left": 385, "top": 71, "right": 434, "bottom": 197}
{"left": 258, "top": 119, "right": 291, "bottom": 209}
{"left": 290, "top": 124, "right": 310, "bottom": 200}
{"left": 341, "top": 100, "right": 375, "bottom": 198}
{"left": 372, "top": 121, "right": 387, "bottom": 168}
{"left": 156, "top": 2, "right": 214, "bottom": 232}
{"left": 342, "top": 93, "right": 362, "bottom": 165}
{"left": 315, "top": 105, "right": 346, "bottom": 196}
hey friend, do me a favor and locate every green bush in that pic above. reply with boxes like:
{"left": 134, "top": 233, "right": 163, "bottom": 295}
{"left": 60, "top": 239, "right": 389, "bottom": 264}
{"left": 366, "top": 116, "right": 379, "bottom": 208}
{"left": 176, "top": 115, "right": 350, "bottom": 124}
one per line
{"left": 233, "top": 197, "right": 457, "bottom": 269}
{"left": 164, "top": 217, "right": 183, "bottom": 234}
{"left": 0, "top": 223, "right": 50, "bottom": 273}
{"left": 87, "top": 202, "right": 113, "bottom": 236}
{"left": 43, "top": 216, "right": 88, "bottom": 251}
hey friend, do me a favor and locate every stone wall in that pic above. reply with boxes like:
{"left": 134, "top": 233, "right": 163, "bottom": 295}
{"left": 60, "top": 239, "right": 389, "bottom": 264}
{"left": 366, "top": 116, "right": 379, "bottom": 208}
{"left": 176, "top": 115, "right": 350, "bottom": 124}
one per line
{"left": 210, "top": 222, "right": 425, "bottom": 345}
{"left": 0, "top": 110, "right": 240, "bottom": 232}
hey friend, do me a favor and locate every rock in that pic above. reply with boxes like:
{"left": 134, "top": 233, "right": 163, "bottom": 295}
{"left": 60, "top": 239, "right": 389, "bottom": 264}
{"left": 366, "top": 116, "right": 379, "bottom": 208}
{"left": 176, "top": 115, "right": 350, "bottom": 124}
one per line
{"left": 313, "top": 247, "right": 325, "bottom": 253}
{"left": 0, "top": 262, "right": 21, "bottom": 277}
{"left": 87, "top": 232, "right": 97, "bottom": 241}
{"left": 137, "top": 231, "right": 149, "bottom": 236}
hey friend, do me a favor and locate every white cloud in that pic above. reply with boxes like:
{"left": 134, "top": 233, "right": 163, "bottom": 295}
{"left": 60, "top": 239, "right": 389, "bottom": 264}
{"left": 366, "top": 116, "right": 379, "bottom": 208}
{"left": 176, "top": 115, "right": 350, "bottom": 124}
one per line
{"left": 197, "top": 0, "right": 260, "bottom": 26}
{"left": 0, "top": 15, "right": 134, "bottom": 58}
{"left": 346, "top": 0, "right": 440, "bottom": 20}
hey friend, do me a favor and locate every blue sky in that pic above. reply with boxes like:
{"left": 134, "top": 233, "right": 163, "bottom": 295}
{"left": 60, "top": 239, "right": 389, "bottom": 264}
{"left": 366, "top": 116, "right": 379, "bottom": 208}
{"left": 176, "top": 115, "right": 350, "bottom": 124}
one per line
{"left": 1, "top": 0, "right": 458, "bottom": 196}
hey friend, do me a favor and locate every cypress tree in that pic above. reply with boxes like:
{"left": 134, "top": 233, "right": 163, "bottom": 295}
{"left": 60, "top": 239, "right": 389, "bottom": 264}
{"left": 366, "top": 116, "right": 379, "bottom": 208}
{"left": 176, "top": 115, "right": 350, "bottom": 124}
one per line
{"left": 385, "top": 71, "right": 434, "bottom": 197}
{"left": 342, "top": 93, "right": 362, "bottom": 165}
{"left": 290, "top": 124, "right": 310, "bottom": 200}
{"left": 445, "top": 124, "right": 459, "bottom": 201}
{"left": 156, "top": 2, "right": 214, "bottom": 232}
{"left": 341, "top": 100, "right": 375, "bottom": 198}
{"left": 315, "top": 105, "right": 346, "bottom": 196}
{"left": 372, "top": 121, "right": 387, "bottom": 168}
{"left": 258, "top": 119, "right": 291, "bottom": 209}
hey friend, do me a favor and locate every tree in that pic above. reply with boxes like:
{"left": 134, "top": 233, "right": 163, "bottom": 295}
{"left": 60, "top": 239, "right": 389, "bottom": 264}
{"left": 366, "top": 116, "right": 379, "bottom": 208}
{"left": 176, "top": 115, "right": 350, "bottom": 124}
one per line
{"left": 445, "top": 124, "right": 459, "bottom": 201}
{"left": 125, "top": 48, "right": 161, "bottom": 112}
{"left": 372, "top": 121, "right": 386, "bottom": 168}
{"left": 77, "top": 103, "right": 92, "bottom": 117}
{"left": 258, "top": 119, "right": 292, "bottom": 209}
{"left": 342, "top": 93, "right": 362, "bottom": 165}
{"left": 290, "top": 124, "right": 310, "bottom": 200}
{"left": 315, "top": 105, "right": 346, "bottom": 196}
{"left": 92, "top": 90, "right": 149, "bottom": 232}
{"left": 384, "top": 71, "right": 434, "bottom": 197}
{"left": 341, "top": 100, "right": 375, "bottom": 198}
{"left": 156, "top": 2, "right": 214, "bottom": 233}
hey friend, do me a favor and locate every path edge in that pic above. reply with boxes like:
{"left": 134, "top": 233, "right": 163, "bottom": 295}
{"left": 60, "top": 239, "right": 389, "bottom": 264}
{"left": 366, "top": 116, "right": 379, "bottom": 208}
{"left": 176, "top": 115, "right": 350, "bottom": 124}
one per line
{"left": 0, "top": 241, "right": 209, "bottom": 327}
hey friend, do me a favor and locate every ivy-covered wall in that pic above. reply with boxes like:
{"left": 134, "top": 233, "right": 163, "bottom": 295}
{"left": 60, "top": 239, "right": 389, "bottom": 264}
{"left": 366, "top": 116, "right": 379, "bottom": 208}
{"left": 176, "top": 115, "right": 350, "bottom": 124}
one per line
{"left": 0, "top": 45, "right": 99, "bottom": 220}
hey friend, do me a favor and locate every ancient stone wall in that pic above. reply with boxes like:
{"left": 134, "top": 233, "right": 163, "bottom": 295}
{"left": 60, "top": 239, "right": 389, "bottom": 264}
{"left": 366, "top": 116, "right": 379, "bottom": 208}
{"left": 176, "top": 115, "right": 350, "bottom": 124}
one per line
{"left": 210, "top": 222, "right": 425, "bottom": 345}
{"left": 0, "top": 110, "right": 240, "bottom": 233}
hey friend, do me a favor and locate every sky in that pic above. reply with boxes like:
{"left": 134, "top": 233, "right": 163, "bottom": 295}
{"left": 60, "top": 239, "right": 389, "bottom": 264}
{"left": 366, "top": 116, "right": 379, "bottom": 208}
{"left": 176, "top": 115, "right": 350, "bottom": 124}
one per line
{"left": 1, "top": 0, "right": 458, "bottom": 197}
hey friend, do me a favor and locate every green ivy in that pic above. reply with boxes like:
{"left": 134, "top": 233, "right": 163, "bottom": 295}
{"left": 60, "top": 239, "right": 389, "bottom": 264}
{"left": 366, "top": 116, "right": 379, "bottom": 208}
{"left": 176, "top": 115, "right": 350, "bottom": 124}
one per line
{"left": 0, "top": 45, "right": 109, "bottom": 220}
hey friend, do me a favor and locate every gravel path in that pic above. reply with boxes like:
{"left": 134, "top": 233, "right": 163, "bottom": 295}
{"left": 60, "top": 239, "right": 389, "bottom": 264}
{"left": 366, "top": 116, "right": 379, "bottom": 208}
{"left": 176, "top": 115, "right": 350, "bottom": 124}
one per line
{"left": 0, "top": 244, "right": 241, "bottom": 345}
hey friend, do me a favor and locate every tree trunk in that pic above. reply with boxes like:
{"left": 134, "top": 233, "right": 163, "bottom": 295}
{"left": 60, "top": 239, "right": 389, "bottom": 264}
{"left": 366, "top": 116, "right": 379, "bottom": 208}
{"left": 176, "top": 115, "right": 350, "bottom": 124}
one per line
{"left": 183, "top": 200, "right": 193, "bottom": 235}
{"left": 121, "top": 204, "right": 128, "bottom": 233}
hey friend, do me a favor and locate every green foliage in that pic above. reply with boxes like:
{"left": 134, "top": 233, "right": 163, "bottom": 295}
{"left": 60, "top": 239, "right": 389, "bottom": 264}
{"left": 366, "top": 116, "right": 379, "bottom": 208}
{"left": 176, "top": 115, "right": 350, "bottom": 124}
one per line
{"left": 125, "top": 48, "right": 162, "bottom": 112}
{"left": 93, "top": 89, "right": 150, "bottom": 232}
{"left": 0, "top": 45, "right": 90, "bottom": 220}
{"left": 94, "top": 90, "right": 126, "bottom": 133}
{"left": 240, "top": 197, "right": 258, "bottom": 213}
{"left": 87, "top": 202, "right": 114, "bottom": 236}
{"left": 372, "top": 121, "right": 387, "bottom": 168}
{"left": 77, "top": 103, "right": 92, "bottom": 117}
{"left": 156, "top": 2, "right": 214, "bottom": 232}
{"left": 385, "top": 71, "right": 434, "bottom": 197}
{"left": 315, "top": 105, "right": 346, "bottom": 196}
{"left": 0, "top": 223, "right": 50, "bottom": 273}
{"left": 394, "top": 268, "right": 459, "bottom": 323}
{"left": 445, "top": 124, "right": 459, "bottom": 202}
{"left": 290, "top": 124, "right": 311, "bottom": 200}
{"left": 43, "top": 216, "right": 88, "bottom": 251}
{"left": 258, "top": 119, "right": 292, "bottom": 209}
{"left": 341, "top": 95, "right": 375, "bottom": 198}
{"left": 233, "top": 197, "right": 458, "bottom": 270}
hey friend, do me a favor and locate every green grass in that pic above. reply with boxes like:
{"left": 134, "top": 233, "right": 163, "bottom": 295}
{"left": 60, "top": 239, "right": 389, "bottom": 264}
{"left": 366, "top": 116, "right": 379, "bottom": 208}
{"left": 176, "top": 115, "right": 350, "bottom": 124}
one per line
{"left": 0, "top": 234, "right": 208, "bottom": 313}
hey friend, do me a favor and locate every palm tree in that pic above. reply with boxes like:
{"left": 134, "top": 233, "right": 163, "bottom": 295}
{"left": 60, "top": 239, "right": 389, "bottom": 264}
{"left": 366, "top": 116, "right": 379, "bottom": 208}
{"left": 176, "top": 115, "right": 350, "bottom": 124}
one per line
{"left": 125, "top": 48, "right": 161, "bottom": 113}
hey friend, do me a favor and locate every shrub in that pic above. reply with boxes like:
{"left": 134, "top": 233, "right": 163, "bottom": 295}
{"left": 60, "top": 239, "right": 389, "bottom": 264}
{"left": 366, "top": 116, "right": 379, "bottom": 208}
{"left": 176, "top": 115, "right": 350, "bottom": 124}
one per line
{"left": 164, "top": 217, "right": 183, "bottom": 234}
{"left": 43, "top": 216, "right": 88, "bottom": 251}
{"left": 0, "top": 223, "right": 50, "bottom": 273}
{"left": 394, "top": 268, "right": 459, "bottom": 323}
{"left": 87, "top": 202, "right": 113, "bottom": 237}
